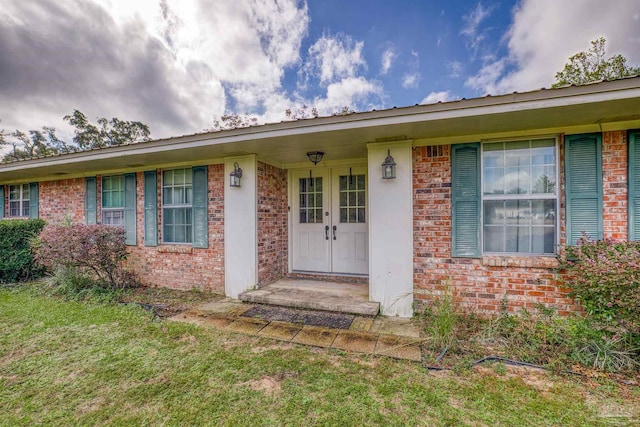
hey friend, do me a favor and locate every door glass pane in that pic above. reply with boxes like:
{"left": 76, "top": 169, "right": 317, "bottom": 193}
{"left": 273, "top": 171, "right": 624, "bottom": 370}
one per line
{"left": 299, "top": 177, "right": 322, "bottom": 223}
{"left": 357, "top": 174, "right": 365, "bottom": 190}
{"left": 340, "top": 208, "right": 347, "bottom": 223}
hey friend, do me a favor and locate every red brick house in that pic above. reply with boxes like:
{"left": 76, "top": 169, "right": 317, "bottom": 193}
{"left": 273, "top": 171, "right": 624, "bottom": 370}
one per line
{"left": 1, "top": 77, "right": 640, "bottom": 317}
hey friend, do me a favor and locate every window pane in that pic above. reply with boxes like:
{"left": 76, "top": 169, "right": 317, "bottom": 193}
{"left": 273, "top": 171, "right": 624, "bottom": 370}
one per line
{"left": 348, "top": 192, "right": 356, "bottom": 206}
{"left": 505, "top": 226, "right": 530, "bottom": 253}
{"left": 22, "top": 184, "right": 29, "bottom": 199}
{"left": 357, "top": 175, "right": 365, "bottom": 190}
{"left": 340, "top": 192, "right": 347, "bottom": 206}
{"left": 484, "top": 168, "right": 504, "bottom": 194}
{"left": 315, "top": 193, "right": 322, "bottom": 208}
{"left": 484, "top": 226, "right": 504, "bottom": 252}
{"left": 340, "top": 208, "right": 347, "bottom": 223}
{"left": 299, "top": 178, "right": 306, "bottom": 192}
{"left": 315, "top": 178, "right": 322, "bottom": 191}
{"left": 484, "top": 200, "right": 504, "bottom": 225}
{"left": 339, "top": 176, "right": 347, "bottom": 191}
{"left": 357, "top": 191, "right": 365, "bottom": 206}
{"left": 357, "top": 208, "right": 365, "bottom": 223}
{"left": 300, "top": 210, "right": 307, "bottom": 224}
{"left": 300, "top": 194, "right": 306, "bottom": 208}
{"left": 505, "top": 167, "right": 529, "bottom": 194}
{"left": 315, "top": 209, "right": 323, "bottom": 222}
{"left": 21, "top": 201, "right": 29, "bottom": 217}
{"left": 531, "top": 166, "right": 556, "bottom": 194}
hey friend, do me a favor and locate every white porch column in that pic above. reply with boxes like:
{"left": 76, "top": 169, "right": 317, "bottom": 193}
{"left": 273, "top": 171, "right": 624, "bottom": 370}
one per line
{"left": 224, "top": 154, "right": 258, "bottom": 298}
{"left": 367, "top": 141, "right": 414, "bottom": 317}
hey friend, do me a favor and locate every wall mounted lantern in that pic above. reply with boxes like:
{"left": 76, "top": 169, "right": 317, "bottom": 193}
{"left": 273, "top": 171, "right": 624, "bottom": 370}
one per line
{"left": 230, "top": 162, "right": 243, "bottom": 187}
{"left": 381, "top": 149, "right": 396, "bottom": 179}
{"left": 306, "top": 151, "right": 324, "bottom": 165}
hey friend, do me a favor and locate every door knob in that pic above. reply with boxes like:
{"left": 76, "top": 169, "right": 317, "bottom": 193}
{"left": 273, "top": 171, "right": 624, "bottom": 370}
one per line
{"left": 332, "top": 225, "right": 337, "bottom": 240}
{"left": 325, "top": 225, "right": 329, "bottom": 240}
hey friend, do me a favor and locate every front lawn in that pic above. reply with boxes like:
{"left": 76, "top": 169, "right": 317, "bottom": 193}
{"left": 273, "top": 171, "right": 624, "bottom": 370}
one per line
{"left": 1, "top": 286, "right": 638, "bottom": 426}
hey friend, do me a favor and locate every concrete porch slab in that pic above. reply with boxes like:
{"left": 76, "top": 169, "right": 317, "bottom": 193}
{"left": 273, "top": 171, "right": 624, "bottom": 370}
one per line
{"left": 238, "top": 278, "right": 379, "bottom": 316}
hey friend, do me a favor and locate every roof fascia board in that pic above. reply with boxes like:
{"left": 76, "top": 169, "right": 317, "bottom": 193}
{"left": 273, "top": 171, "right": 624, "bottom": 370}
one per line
{"left": 2, "top": 84, "right": 640, "bottom": 173}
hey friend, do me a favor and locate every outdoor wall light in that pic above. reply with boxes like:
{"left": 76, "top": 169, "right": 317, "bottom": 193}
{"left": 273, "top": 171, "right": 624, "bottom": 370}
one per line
{"left": 381, "top": 149, "right": 396, "bottom": 179}
{"left": 230, "top": 162, "right": 243, "bottom": 187}
{"left": 306, "top": 151, "right": 324, "bottom": 165}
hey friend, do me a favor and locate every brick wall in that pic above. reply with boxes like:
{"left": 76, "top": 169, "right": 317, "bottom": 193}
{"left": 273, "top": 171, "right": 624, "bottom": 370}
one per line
{"left": 39, "top": 178, "right": 86, "bottom": 224}
{"left": 414, "top": 139, "right": 571, "bottom": 315}
{"left": 126, "top": 164, "right": 225, "bottom": 292}
{"left": 602, "top": 130, "right": 628, "bottom": 240}
{"left": 257, "top": 162, "right": 288, "bottom": 285}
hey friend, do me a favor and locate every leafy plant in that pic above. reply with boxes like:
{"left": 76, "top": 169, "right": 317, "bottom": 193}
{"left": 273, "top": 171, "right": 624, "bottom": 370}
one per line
{"left": 33, "top": 224, "right": 137, "bottom": 290}
{"left": 424, "top": 281, "right": 459, "bottom": 352}
{"left": 0, "top": 218, "right": 46, "bottom": 283}
{"left": 559, "top": 237, "right": 640, "bottom": 332}
{"left": 579, "top": 335, "right": 640, "bottom": 372}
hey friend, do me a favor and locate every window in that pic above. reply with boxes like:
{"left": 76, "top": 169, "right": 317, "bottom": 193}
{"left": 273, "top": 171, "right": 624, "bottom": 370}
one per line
{"left": 482, "top": 139, "right": 558, "bottom": 254}
{"left": 298, "top": 177, "right": 323, "bottom": 223}
{"left": 162, "top": 168, "right": 192, "bottom": 243}
{"left": 339, "top": 174, "right": 366, "bottom": 223}
{"left": 102, "top": 175, "right": 125, "bottom": 226}
{"left": 9, "top": 184, "right": 29, "bottom": 217}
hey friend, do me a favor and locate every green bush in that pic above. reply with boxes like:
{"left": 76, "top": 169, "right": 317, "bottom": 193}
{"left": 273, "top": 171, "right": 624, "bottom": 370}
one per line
{"left": 0, "top": 219, "right": 46, "bottom": 283}
{"left": 559, "top": 237, "right": 640, "bottom": 332}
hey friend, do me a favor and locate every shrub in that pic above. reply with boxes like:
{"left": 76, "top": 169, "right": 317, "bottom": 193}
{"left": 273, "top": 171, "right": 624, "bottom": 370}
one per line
{"left": 559, "top": 237, "right": 640, "bottom": 332}
{"left": 0, "top": 218, "right": 46, "bottom": 283}
{"left": 34, "top": 224, "right": 137, "bottom": 290}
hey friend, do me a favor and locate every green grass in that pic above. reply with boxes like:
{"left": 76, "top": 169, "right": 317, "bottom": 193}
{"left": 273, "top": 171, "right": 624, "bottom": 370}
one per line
{"left": 1, "top": 287, "right": 638, "bottom": 426}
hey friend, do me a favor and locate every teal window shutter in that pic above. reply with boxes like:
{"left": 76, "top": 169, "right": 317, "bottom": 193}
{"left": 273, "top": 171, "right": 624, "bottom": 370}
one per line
{"left": 85, "top": 177, "right": 97, "bottom": 224}
{"left": 629, "top": 131, "right": 640, "bottom": 240}
{"left": 451, "top": 143, "right": 481, "bottom": 257}
{"left": 143, "top": 171, "right": 158, "bottom": 246}
{"left": 565, "top": 133, "right": 603, "bottom": 245}
{"left": 192, "top": 166, "right": 208, "bottom": 248}
{"left": 124, "top": 173, "right": 137, "bottom": 245}
{"left": 0, "top": 185, "right": 5, "bottom": 219}
{"left": 28, "top": 182, "right": 39, "bottom": 219}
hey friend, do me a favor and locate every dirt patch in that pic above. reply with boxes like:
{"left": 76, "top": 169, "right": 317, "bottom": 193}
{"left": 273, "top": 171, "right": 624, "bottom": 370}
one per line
{"left": 244, "top": 376, "right": 282, "bottom": 394}
{"left": 121, "top": 286, "right": 224, "bottom": 317}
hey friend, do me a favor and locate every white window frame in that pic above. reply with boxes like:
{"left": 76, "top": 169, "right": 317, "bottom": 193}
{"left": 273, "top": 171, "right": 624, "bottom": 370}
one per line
{"left": 101, "top": 175, "right": 125, "bottom": 227}
{"left": 161, "top": 168, "right": 193, "bottom": 244}
{"left": 8, "top": 184, "right": 29, "bottom": 217}
{"left": 480, "top": 137, "right": 560, "bottom": 256}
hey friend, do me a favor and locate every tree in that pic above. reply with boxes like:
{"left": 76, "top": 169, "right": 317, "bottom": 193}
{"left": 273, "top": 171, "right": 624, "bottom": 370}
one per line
{"left": 1, "top": 110, "right": 151, "bottom": 162}
{"left": 210, "top": 105, "right": 356, "bottom": 131}
{"left": 63, "top": 110, "right": 150, "bottom": 150}
{"left": 552, "top": 37, "right": 640, "bottom": 88}
{"left": 210, "top": 114, "right": 258, "bottom": 131}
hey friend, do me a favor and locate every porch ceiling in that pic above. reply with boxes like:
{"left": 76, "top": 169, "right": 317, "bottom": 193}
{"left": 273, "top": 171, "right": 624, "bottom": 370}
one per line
{"left": 1, "top": 78, "right": 640, "bottom": 182}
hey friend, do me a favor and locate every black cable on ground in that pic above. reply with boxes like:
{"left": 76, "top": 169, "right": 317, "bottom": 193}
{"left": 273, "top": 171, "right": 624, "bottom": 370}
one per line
{"left": 419, "top": 342, "right": 586, "bottom": 377}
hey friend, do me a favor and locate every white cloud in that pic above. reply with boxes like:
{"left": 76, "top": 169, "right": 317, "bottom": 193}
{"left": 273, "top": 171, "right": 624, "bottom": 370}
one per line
{"left": 464, "top": 0, "right": 640, "bottom": 95}
{"left": 0, "top": 0, "right": 311, "bottom": 138}
{"left": 461, "top": 2, "right": 493, "bottom": 53}
{"left": 380, "top": 47, "right": 396, "bottom": 75}
{"left": 447, "top": 60, "right": 464, "bottom": 78}
{"left": 421, "top": 91, "right": 454, "bottom": 104}
{"left": 313, "top": 77, "right": 382, "bottom": 113}
{"left": 300, "top": 33, "right": 366, "bottom": 86}
{"left": 401, "top": 72, "right": 420, "bottom": 89}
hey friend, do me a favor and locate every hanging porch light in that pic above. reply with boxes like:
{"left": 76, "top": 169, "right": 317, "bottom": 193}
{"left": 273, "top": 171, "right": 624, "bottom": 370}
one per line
{"left": 381, "top": 149, "right": 396, "bottom": 179}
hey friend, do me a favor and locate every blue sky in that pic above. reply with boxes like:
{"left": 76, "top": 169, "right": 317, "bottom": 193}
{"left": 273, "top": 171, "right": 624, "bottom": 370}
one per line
{"left": 1, "top": 0, "right": 639, "bottom": 140}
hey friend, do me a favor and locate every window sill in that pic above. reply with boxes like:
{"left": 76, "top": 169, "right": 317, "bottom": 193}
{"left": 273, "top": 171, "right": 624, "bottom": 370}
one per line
{"left": 481, "top": 255, "right": 558, "bottom": 269}
{"left": 157, "top": 246, "right": 193, "bottom": 254}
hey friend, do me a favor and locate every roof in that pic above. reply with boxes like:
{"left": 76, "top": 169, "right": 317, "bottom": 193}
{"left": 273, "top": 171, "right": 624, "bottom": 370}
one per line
{"left": 2, "top": 77, "right": 640, "bottom": 183}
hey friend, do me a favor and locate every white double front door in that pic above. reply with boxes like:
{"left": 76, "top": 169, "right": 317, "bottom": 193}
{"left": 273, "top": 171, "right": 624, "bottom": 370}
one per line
{"left": 292, "top": 167, "right": 368, "bottom": 275}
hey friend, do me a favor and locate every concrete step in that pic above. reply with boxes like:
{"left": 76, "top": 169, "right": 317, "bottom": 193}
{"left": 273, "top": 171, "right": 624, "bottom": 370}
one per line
{"left": 238, "top": 279, "right": 379, "bottom": 317}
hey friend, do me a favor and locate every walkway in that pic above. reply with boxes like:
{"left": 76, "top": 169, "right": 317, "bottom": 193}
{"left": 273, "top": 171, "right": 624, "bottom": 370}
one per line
{"left": 169, "top": 298, "right": 424, "bottom": 362}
